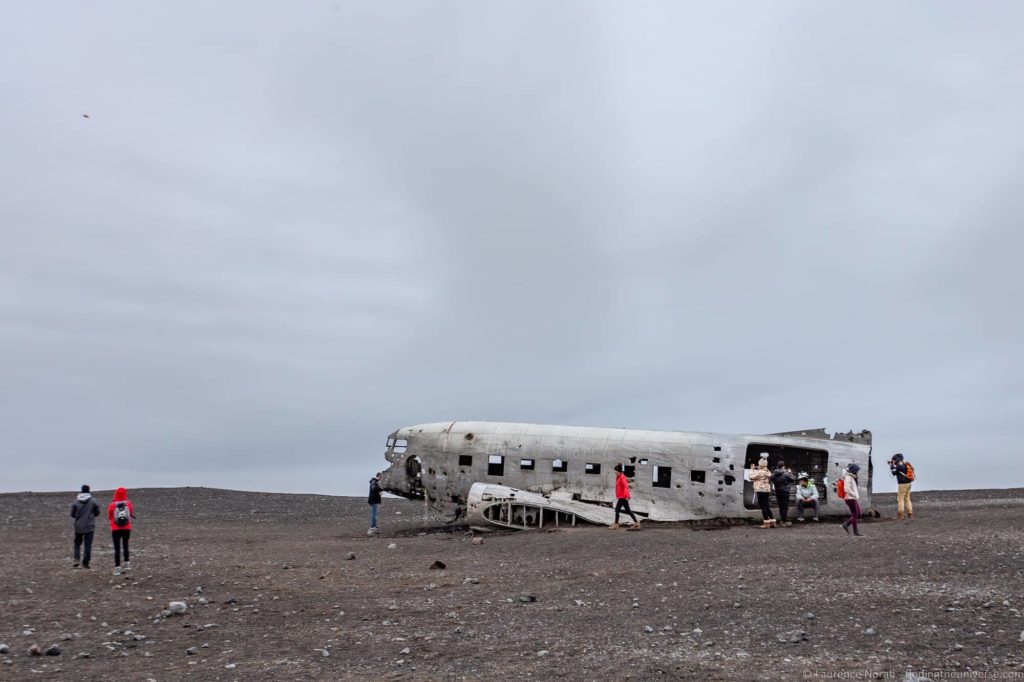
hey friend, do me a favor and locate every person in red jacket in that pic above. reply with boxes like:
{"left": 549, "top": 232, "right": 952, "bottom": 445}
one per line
{"left": 107, "top": 487, "right": 135, "bottom": 576}
{"left": 610, "top": 464, "right": 641, "bottom": 530}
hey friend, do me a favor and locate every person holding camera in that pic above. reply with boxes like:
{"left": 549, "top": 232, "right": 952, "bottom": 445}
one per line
{"left": 889, "top": 453, "right": 914, "bottom": 519}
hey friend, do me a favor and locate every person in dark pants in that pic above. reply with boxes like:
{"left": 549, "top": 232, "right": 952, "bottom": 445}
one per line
{"left": 610, "top": 464, "right": 640, "bottom": 530}
{"left": 749, "top": 457, "right": 775, "bottom": 528}
{"left": 771, "top": 462, "right": 796, "bottom": 526}
{"left": 107, "top": 487, "right": 135, "bottom": 576}
{"left": 368, "top": 472, "right": 383, "bottom": 534}
{"left": 841, "top": 464, "right": 863, "bottom": 537}
{"left": 70, "top": 484, "right": 100, "bottom": 569}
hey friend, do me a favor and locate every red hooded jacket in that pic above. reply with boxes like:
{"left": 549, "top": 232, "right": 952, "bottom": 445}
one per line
{"left": 108, "top": 487, "right": 134, "bottom": 531}
{"left": 615, "top": 472, "right": 631, "bottom": 500}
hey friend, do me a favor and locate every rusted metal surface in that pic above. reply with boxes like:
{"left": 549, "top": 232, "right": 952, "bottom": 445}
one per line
{"left": 381, "top": 422, "right": 873, "bottom": 529}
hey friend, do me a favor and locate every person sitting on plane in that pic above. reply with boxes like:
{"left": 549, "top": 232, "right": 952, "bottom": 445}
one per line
{"left": 794, "top": 473, "right": 819, "bottom": 522}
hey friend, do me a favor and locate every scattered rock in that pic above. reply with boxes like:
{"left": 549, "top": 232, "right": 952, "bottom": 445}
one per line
{"left": 75, "top": 652, "right": 90, "bottom": 659}
{"left": 198, "top": 597, "right": 209, "bottom": 605}
{"left": 223, "top": 597, "right": 237, "bottom": 604}
{"left": 537, "top": 650, "right": 549, "bottom": 657}
{"left": 429, "top": 560, "right": 446, "bottom": 570}
{"left": 346, "top": 552, "right": 357, "bottom": 561}
{"left": 400, "top": 647, "right": 410, "bottom": 655}
{"left": 463, "top": 577, "right": 480, "bottom": 585}
{"left": 805, "top": 612, "right": 816, "bottom": 620}
{"left": 518, "top": 595, "right": 537, "bottom": 603}
{"left": 643, "top": 626, "right": 655, "bottom": 633}
{"left": 0, "top": 645, "right": 7, "bottom": 655}
{"left": 186, "top": 646, "right": 198, "bottom": 656}
{"left": 168, "top": 601, "right": 188, "bottom": 615}
{"left": 44, "top": 644, "right": 61, "bottom": 656}
{"left": 387, "top": 543, "right": 397, "bottom": 550}
{"left": 864, "top": 627, "right": 876, "bottom": 635}
{"left": 28, "top": 644, "right": 41, "bottom": 656}
{"left": 225, "top": 663, "right": 237, "bottom": 669}
{"left": 61, "top": 633, "right": 73, "bottom": 641}
{"left": 777, "top": 630, "right": 809, "bottom": 644}
{"left": 471, "top": 537, "right": 483, "bottom": 545}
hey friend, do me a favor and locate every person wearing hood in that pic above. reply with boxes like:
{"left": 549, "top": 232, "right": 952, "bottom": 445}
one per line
{"left": 889, "top": 453, "right": 914, "bottom": 520}
{"left": 841, "top": 464, "right": 863, "bottom": 536}
{"left": 749, "top": 456, "right": 775, "bottom": 528}
{"left": 107, "top": 487, "right": 135, "bottom": 575}
{"left": 771, "top": 462, "right": 796, "bottom": 526}
{"left": 368, "top": 473, "right": 383, "bottom": 534}
{"left": 70, "top": 484, "right": 100, "bottom": 569}
{"left": 794, "top": 473, "right": 820, "bottom": 522}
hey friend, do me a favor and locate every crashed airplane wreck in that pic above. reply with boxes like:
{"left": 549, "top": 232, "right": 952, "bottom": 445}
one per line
{"left": 381, "top": 421, "right": 872, "bottom": 530}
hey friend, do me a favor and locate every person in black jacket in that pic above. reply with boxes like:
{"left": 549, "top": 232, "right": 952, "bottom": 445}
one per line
{"left": 368, "top": 473, "right": 383, "bottom": 534}
{"left": 889, "top": 453, "right": 914, "bottom": 519}
{"left": 70, "top": 484, "right": 100, "bottom": 568}
{"left": 771, "top": 463, "right": 796, "bottom": 526}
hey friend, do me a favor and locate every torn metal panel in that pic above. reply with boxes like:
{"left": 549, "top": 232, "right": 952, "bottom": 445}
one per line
{"left": 381, "top": 421, "right": 873, "bottom": 529}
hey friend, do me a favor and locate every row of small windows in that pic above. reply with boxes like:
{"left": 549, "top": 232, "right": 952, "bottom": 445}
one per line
{"left": 457, "top": 454, "right": 708, "bottom": 487}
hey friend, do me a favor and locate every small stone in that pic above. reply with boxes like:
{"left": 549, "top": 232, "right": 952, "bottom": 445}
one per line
{"left": 864, "top": 628, "right": 876, "bottom": 636}
{"left": 282, "top": 564, "right": 291, "bottom": 569}
{"left": 133, "top": 635, "right": 145, "bottom": 641}
{"left": 28, "top": 644, "right": 41, "bottom": 656}
{"left": 518, "top": 595, "right": 537, "bottom": 603}
{"left": 805, "top": 612, "right": 816, "bottom": 620}
{"left": 471, "top": 537, "right": 483, "bottom": 545}
{"left": 954, "top": 643, "right": 964, "bottom": 651}
{"left": 186, "top": 647, "right": 198, "bottom": 656}
{"left": 643, "top": 626, "right": 655, "bottom": 633}
{"left": 223, "top": 597, "right": 237, "bottom": 604}
{"left": 44, "top": 644, "right": 61, "bottom": 656}
{"left": 225, "top": 663, "right": 237, "bottom": 669}
{"left": 463, "top": 577, "right": 479, "bottom": 585}
{"left": 195, "top": 586, "right": 203, "bottom": 594}
{"left": 0, "top": 645, "right": 7, "bottom": 655}
{"left": 198, "top": 597, "right": 209, "bottom": 605}
{"left": 387, "top": 543, "right": 397, "bottom": 550}
{"left": 537, "top": 650, "right": 548, "bottom": 657}
{"left": 346, "top": 552, "right": 356, "bottom": 561}
{"left": 1019, "top": 631, "right": 1024, "bottom": 642}
{"left": 168, "top": 601, "right": 188, "bottom": 615}
{"left": 320, "top": 649, "right": 330, "bottom": 657}
{"left": 399, "top": 647, "right": 410, "bottom": 655}
{"left": 61, "top": 633, "right": 73, "bottom": 641}
{"left": 75, "top": 652, "right": 90, "bottom": 659}
{"left": 429, "top": 560, "right": 446, "bottom": 570}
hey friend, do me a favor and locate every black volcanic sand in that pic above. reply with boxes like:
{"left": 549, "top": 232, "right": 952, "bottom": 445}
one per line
{"left": 1, "top": 487, "right": 1022, "bottom": 680}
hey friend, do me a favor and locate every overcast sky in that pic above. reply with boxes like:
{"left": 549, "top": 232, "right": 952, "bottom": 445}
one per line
{"left": 2, "top": 2, "right": 1022, "bottom": 496}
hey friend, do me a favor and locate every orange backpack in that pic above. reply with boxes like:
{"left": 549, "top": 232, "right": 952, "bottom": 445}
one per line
{"left": 836, "top": 478, "right": 846, "bottom": 499}
{"left": 904, "top": 462, "right": 916, "bottom": 482}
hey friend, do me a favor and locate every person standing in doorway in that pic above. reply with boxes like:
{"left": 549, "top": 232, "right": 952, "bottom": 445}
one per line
{"left": 610, "top": 464, "right": 640, "bottom": 530}
{"left": 368, "top": 472, "right": 383, "bottom": 534}
{"left": 889, "top": 453, "right": 914, "bottom": 519}
{"left": 841, "top": 464, "right": 863, "bottom": 537}
{"left": 750, "top": 457, "right": 775, "bottom": 528}
{"left": 107, "top": 487, "right": 135, "bottom": 575}
{"left": 70, "top": 485, "right": 100, "bottom": 569}
{"left": 771, "top": 462, "right": 795, "bottom": 526}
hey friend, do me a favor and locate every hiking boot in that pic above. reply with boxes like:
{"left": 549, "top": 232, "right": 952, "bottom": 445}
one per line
{"left": 630, "top": 522, "right": 642, "bottom": 530}
{"left": 841, "top": 520, "right": 851, "bottom": 534}
{"left": 896, "top": 512, "right": 904, "bottom": 519}
{"left": 113, "top": 567, "right": 121, "bottom": 576}
{"left": 72, "top": 561, "right": 80, "bottom": 568}
{"left": 907, "top": 512, "right": 913, "bottom": 519}
{"left": 608, "top": 523, "right": 620, "bottom": 530}
{"left": 124, "top": 561, "right": 131, "bottom": 572}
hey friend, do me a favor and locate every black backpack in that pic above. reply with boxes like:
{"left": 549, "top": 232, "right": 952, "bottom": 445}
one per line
{"left": 113, "top": 501, "right": 130, "bottom": 527}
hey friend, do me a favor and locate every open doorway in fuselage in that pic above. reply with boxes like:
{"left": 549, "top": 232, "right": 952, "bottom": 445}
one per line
{"left": 742, "top": 443, "right": 828, "bottom": 509}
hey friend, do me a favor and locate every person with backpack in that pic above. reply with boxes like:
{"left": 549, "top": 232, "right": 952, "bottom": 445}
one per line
{"left": 889, "top": 453, "right": 914, "bottom": 519}
{"left": 107, "top": 487, "right": 135, "bottom": 575}
{"left": 70, "top": 484, "right": 100, "bottom": 569}
{"left": 771, "top": 462, "right": 795, "bottom": 526}
{"left": 609, "top": 464, "right": 641, "bottom": 530}
{"left": 840, "top": 464, "right": 863, "bottom": 536}
{"left": 368, "top": 472, "right": 383, "bottom": 534}
{"left": 750, "top": 457, "right": 775, "bottom": 528}
{"left": 794, "top": 473, "right": 819, "bottom": 522}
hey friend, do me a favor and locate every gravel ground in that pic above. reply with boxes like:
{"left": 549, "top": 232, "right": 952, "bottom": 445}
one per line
{"left": 1, "top": 486, "right": 1023, "bottom": 681}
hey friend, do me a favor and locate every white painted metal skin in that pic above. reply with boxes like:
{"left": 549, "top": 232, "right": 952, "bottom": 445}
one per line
{"left": 380, "top": 421, "right": 872, "bottom": 528}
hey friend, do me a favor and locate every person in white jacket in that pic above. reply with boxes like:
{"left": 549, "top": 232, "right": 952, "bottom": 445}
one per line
{"left": 794, "top": 474, "right": 819, "bottom": 522}
{"left": 840, "top": 464, "right": 863, "bottom": 536}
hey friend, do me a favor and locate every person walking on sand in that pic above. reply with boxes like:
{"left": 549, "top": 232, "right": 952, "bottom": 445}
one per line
{"left": 889, "top": 453, "right": 914, "bottom": 520}
{"left": 609, "top": 464, "right": 640, "bottom": 530}
{"left": 841, "top": 464, "right": 863, "bottom": 537}
{"left": 771, "top": 461, "right": 795, "bottom": 526}
{"left": 107, "top": 487, "right": 135, "bottom": 575}
{"left": 750, "top": 457, "right": 775, "bottom": 528}
{"left": 70, "top": 484, "right": 100, "bottom": 569}
{"left": 368, "top": 472, "right": 383, "bottom": 534}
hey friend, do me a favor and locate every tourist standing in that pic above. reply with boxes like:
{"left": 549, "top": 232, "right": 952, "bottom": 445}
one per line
{"left": 368, "top": 472, "right": 383, "bottom": 534}
{"left": 841, "top": 464, "right": 863, "bottom": 537}
{"left": 610, "top": 464, "right": 640, "bottom": 530}
{"left": 750, "top": 457, "right": 775, "bottom": 528}
{"left": 889, "top": 453, "right": 914, "bottom": 519}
